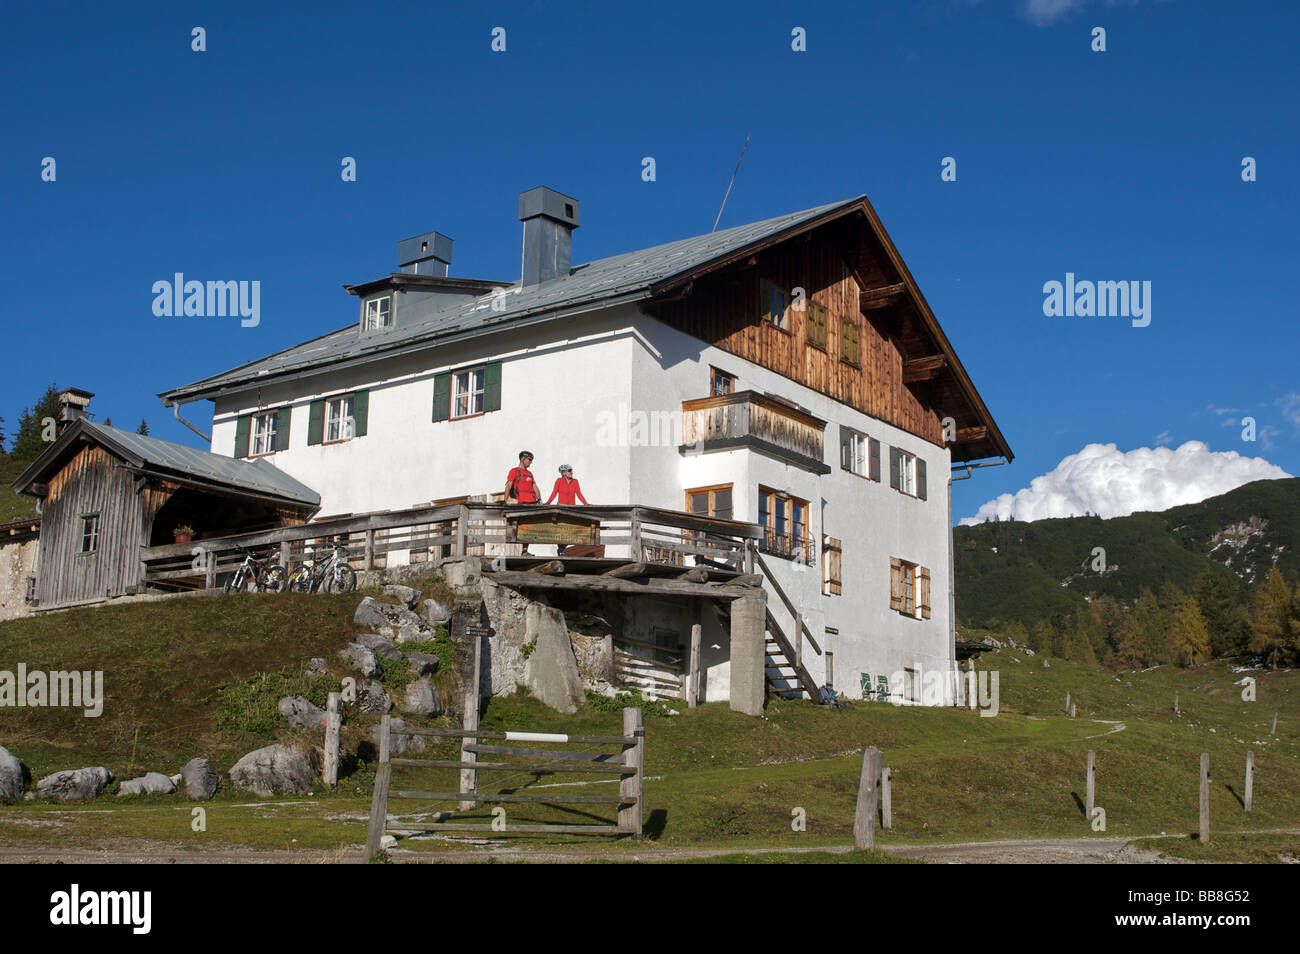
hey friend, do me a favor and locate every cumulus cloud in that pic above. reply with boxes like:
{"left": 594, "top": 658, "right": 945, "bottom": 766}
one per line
{"left": 962, "top": 441, "right": 1292, "bottom": 524}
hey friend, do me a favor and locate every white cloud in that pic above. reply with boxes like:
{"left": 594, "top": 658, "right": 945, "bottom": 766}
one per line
{"left": 1278, "top": 392, "right": 1300, "bottom": 428}
{"left": 1023, "top": 0, "right": 1082, "bottom": 25}
{"left": 1154, "top": 430, "right": 1174, "bottom": 447}
{"left": 962, "top": 441, "right": 1292, "bottom": 524}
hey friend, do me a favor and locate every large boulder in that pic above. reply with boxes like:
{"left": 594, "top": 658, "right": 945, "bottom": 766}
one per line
{"left": 406, "top": 652, "right": 440, "bottom": 676}
{"left": 278, "top": 695, "right": 327, "bottom": 731}
{"left": 353, "top": 632, "right": 401, "bottom": 661}
{"left": 118, "top": 772, "right": 176, "bottom": 796}
{"left": 228, "top": 743, "right": 319, "bottom": 797}
{"left": 402, "top": 677, "right": 442, "bottom": 717}
{"left": 358, "top": 680, "right": 392, "bottom": 714}
{"left": 367, "top": 718, "right": 426, "bottom": 757}
{"left": 338, "top": 643, "right": 380, "bottom": 678}
{"left": 0, "top": 746, "right": 26, "bottom": 800}
{"left": 422, "top": 598, "right": 451, "bottom": 625}
{"left": 382, "top": 584, "right": 421, "bottom": 609}
{"left": 355, "top": 597, "right": 434, "bottom": 644}
{"left": 35, "top": 767, "right": 113, "bottom": 802}
{"left": 180, "top": 758, "right": 218, "bottom": 800}
{"left": 522, "top": 603, "right": 585, "bottom": 714}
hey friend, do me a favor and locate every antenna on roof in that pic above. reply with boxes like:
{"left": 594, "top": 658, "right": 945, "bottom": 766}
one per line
{"left": 711, "top": 133, "right": 751, "bottom": 233}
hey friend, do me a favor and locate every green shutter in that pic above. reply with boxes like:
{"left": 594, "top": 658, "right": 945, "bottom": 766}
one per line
{"left": 869, "top": 437, "right": 881, "bottom": 482}
{"left": 888, "top": 446, "right": 901, "bottom": 490}
{"left": 307, "top": 400, "right": 325, "bottom": 445}
{"left": 484, "top": 362, "right": 502, "bottom": 412}
{"left": 352, "top": 390, "right": 369, "bottom": 437}
{"left": 917, "top": 458, "right": 928, "bottom": 500}
{"left": 234, "top": 415, "right": 251, "bottom": 458}
{"left": 432, "top": 373, "right": 451, "bottom": 422}
{"left": 274, "top": 407, "right": 292, "bottom": 452}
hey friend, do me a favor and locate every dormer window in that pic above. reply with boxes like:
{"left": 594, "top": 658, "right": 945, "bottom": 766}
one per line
{"left": 363, "top": 295, "right": 392, "bottom": 331}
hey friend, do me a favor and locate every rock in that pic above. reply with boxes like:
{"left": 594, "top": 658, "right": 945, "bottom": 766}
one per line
{"left": 441, "top": 557, "right": 481, "bottom": 591}
{"left": 367, "top": 718, "right": 425, "bottom": 756}
{"left": 228, "top": 743, "right": 319, "bottom": 797}
{"left": 305, "top": 657, "right": 328, "bottom": 676}
{"left": 35, "top": 767, "right": 113, "bottom": 802}
{"left": 170, "top": 773, "right": 183, "bottom": 786}
{"left": 338, "top": 643, "right": 380, "bottom": 678}
{"left": 0, "top": 746, "right": 26, "bottom": 799}
{"left": 382, "top": 584, "right": 421, "bottom": 609}
{"left": 180, "top": 757, "right": 219, "bottom": 800}
{"left": 354, "top": 597, "right": 433, "bottom": 645}
{"left": 358, "top": 680, "right": 392, "bottom": 714}
{"left": 380, "top": 834, "right": 398, "bottom": 850}
{"left": 118, "top": 772, "right": 176, "bottom": 796}
{"left": 278, "top": 695, "right": 327, "bottom": 731}
{"left": 402, "top": 677, "right": 442, "bottom": 717}
{"left": 353, "top": 632, "right": 401, "bottom": 661}
{"left": 406, "top": 652, "right": 440, "bottom": 676}
{"left": 522, "top": 603, "right": 584, "bottom": 714}
{"left": 422, "top": 598, "right": 451, "bottom": 624}
{"left": 1042, "top": 660, "right": 1051, "bottom": 668}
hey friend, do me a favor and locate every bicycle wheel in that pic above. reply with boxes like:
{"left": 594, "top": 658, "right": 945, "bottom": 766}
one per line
{"left": 287, "top": 567, "right": 313, "bottom": 593}
{"left": 323, "top": 564, "right": 356, "bottom": 594}
{"left": 223, "top": 569, "right": 249, "bottom": 595}
{"left": 260, "top": 565, "right": 287, "bottom": 594}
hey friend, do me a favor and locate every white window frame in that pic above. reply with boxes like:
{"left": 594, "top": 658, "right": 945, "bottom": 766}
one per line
{"left": 326, "top": 396, "right": 355, "bottom": 443}
{"left": 452, "top": 367, "right": 486, "bottom": 419}
{"left": 845, "top": 430, "right": 868, "bottom": 477}
{"left": 899, "top": 451, "right": 917, "bottom": 496}
{"left": 363, "top": 295, "right": 392, "bottom": 331}
{"left": 80, "top": 514, "right": 100, "bottom": 554}
{"left": 251, "top": 412, "right": 277, "bottom": 456}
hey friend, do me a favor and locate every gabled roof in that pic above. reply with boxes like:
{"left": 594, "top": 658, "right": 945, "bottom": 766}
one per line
{"left": 12, "top": 420, "right": 321, "bottom": 510}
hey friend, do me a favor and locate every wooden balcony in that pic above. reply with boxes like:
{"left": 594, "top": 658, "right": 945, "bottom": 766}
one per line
{"left": 679, "top": 390, "right": 830, "bottom": 474}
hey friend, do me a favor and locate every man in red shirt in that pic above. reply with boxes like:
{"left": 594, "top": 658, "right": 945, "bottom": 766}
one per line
{"left": 546, "top": 464, "right": 589, "bottom": 506}
{"left": 506, "top": 451, "right": 539, "bottom": 554}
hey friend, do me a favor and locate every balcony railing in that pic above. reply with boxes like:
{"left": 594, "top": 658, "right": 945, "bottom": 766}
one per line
{"left": 680, "top": 390, "right": 829, "bottom": 474}
{"left": 758, "top": 528, "right": 815, "bottom": 566}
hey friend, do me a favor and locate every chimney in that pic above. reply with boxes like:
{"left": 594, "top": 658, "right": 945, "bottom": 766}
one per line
{"left": 519, "top": 186, "right": 579, "bottom": 286}
{"left": 397, "top": 230, "right": 453, "bottom": 277}
{"left": 58, "top": 388, "right": 94, "bottom": 432}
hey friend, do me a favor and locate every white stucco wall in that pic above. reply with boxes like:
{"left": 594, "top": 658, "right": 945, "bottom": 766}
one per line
{"left": 0, "top": 537, "right": 39, "bottom": 622}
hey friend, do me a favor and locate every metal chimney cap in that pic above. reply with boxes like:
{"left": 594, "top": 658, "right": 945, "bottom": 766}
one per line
{"left": 397, "top": 230, "right": 454, "bottom": 268}
{"left": 518, "top": 187, "right": 580, "bottom": 228}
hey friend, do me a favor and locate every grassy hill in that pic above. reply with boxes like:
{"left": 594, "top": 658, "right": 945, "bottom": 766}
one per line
{"left": 0, "top": 454, "right": 38, "bottom": 524}
{"left": 954, "top": 477, "right": 1300, "bottom": 629}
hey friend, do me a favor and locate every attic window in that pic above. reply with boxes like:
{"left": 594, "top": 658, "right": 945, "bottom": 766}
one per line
{"left": 564, "top": 203, "right": 574, "bottom": 218}
{"left": 363, "top": 295, "right": 392, "bottom": 331}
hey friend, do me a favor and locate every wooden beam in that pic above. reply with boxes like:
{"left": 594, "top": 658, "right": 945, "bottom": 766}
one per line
{"left": 859, "top": 282, "right": 907, "bottom": 311}
{"left": 902, "top": 354, "right": 946, "bottom": 383}
{"left": 487, "top": 569, "right": 760, "bottom": 602}
{"left": 954, "top": 425, "right": 988, "bottom": 443}
{"left": 604, "top": 562, "right": 650, "bottom": 579}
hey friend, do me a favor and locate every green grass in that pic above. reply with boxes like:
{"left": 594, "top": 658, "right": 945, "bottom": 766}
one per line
{"left": 0, "top": 454, "right": 39, "bottom": 524}
{"left": 1131, "top": 833, "right": 1300, "bottom": 864}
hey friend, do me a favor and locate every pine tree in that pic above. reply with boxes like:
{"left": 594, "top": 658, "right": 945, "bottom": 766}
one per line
{"left": 104, "top": 416, "right": 112, "bottom": 427}
{"left": 0, "top": 414, "right": 6, "bottom": 454}
{"left": 1194, "top": 569, "right": 1250, "bottom": 655}
{"left": 137, "top": 419, "right": 149, "bottom": 436}
{"left": 1171, "top": 596, "right": 1213, "bottom": 666}
{"left": 10, "top": 383, "right": 62, "bottom": 464}
{"left": 1250, "top": 568, "right": 1297, "bottom": 669}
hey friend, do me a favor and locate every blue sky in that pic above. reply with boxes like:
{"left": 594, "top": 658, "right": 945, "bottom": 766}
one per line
{"left": 2, "top": 0, "right": 1297, "bottom": 522}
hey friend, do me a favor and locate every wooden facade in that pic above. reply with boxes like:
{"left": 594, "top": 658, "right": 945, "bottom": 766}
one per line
{"left": 680, "top": 390, "right": 827, "bottom": 472}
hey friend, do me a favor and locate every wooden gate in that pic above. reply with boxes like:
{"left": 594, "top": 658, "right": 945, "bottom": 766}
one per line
{"left": 365, "top": 709, "right": 644, "bottom": 858}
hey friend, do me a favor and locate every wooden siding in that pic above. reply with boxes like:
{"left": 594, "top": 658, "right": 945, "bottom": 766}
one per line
{"left": 648, "top": 229, "right": 944, "bottom": 447}
{"left": 681, "top": 391, "right": 826, "bottom": 466}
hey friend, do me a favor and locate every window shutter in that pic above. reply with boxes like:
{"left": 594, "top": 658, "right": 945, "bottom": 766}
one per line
{"left": 307, "top": 400, "right": 325, "bottom": 445}
{"left": 484, "top": 361, "right": 502, "bottom": 412}
{"left": 919, "top": 566, "right": 932, "bottom": 619}
{"left": 823, "top": 535, "right": 842, "bottom": 596}
{"left": 234, "top": 415, "right": 251, "bottom": 458}
{"left": 869, "top": 437, "right": 881, "bottom": 482}
{"left": 888, "top": 446, "right": 901, "bottom": 490}
{"left": 889, "top": 558, "right": 904, "bottom": 612}
{"left": 917, "top": 458, "right": 927, "bottom": 500}
{"left": 432, "top": 373, "right": 452, "bottom": 422}
{"left": 839, "top": 426, "right": 852, "bottom": 470}
{"left": 352, "top": 390, "right": 369, "bottom": 437}
{"left": 273, "top": 407, "right": 292, "bottom": 452}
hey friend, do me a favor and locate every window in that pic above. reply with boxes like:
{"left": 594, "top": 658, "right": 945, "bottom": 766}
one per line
{"left": 806, "top": 300, "right": 828, "bottom": 350}
{"left": 326, "top": 396, "right": 355, "bottom": 442}
{"left": 709, "top": 367, "right": 735, "bottom": 396}
{"left": 24, "top": 576, "right": 36, "bottom": 603}
{"left": 888, "top": 446, "right": 927, "bottom": 499}
{"left": 686, "top": 484, "right": 733, "bottom": 519}
{"left": 453, "top": 367, "right": 486, "bottom": 419}
{"left": 838, "top": 426, "right": 881, "bottom": 480}
{"left": 760, "top": 278, "right": 789, "bottom": 330}
{"left": 841, "top": 318, "right": 861, "bottom": 367}
{"left": 758, "top": 486, "right": 812, "bottom": 564}
{"left": 822, "top": 535, "right": 842, "bottom": 596}
{"left": 250, "top": 412, "right": 277, "bottom": 456}
{"left": 363, "top": 295, "right": 392, "bottom": 331}
{"left": 80, "top": 515, "right": 100, "bottom": 553}
{"left": 890, "top": 558, "right": 932, "bottom": 619}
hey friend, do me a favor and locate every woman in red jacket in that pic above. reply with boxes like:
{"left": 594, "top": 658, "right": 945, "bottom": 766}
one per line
{"left": 546, "top": 464, "right": 589, "bottom": 505}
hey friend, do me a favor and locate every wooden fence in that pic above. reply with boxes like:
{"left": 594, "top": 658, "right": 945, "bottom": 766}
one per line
{"left": 365, "top": 709, "right": 644, "bottom": 857}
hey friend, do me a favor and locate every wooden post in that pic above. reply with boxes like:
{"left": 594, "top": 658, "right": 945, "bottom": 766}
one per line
{"left": 1085, "top": 750, "right": 1095, "bottom": 820}
{"left": 1174, "top": 691, "right": 1180, "bottom": 715}
{"left": 364, "top": 714, "right": 392, "bottom": 859}
{"left": 881, "top": 765, "right": 892, "bottom": 830}
{"left": 688, "top": 622, "right": 702, "bottom": 708}
{"left": 456, "top": 504, "right": 468, "bottom": 556}
{"left": 458, "top": 687, "right": 479, "bottom": 811}
{"left": 629, "top": 511, "right": 642, "bottom": 562}
{"left": 363, "top": 529, "right": 375, "bottom": 571}
{"left": 794, "top": 610, "right": 803, "bottom": 668}
{"left": 968, "top": 661, "right": 978, "bottom": 711}
{"left": 1199, "top": 752, "right": 1210, "bottom": 844}
{"left": 854, "top": 746, "right": 882, "bottom": 850}
{"left": 1070, "top": 703, "right": 1077, "bottom": 719}
{"left": 1271, "top": 711, "right": 1278, "bottom": 736}
{"left": 1065, "top": 691, "right": 1071, "bottom": 714}
{"left": 204, "top": 550, "right": 216, "bottom": 590}
{"left": 1244, "top": 751, "right": 1254, "bottom": 812}
{"left": 619, "top": 707, "right": 644, "bottom": 839}
{"left": 742, "top": 538, "right": 755, "bottom": 575}
{"left": 324, "top": 692, "right": 341, "bottom": 788}
{"left": 280, "top": 540, "right": 291, "bottom": 575}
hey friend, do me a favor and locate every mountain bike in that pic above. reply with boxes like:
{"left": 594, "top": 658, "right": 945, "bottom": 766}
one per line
{"left": 223, "top": 546, "right": 287, "bottom": 594}
{"left": 287, "top": 542, "right": 356, "bottom": 594}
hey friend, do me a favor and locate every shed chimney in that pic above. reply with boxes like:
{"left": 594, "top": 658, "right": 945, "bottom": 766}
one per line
{"left": 397, "top": 230, "right": 453, "bottom": 277}
{"left": 58, "top": 388, "right": 94, "bottom": 432}
{"left": 519, "top": 186, "right": 579, "bottom": 286}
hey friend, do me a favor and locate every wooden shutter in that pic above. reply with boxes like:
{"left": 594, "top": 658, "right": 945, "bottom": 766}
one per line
{"left": 234, "top": 415, "right": 251, "bottom": 458}
{"left": 352, "top": 390, "right": 369, "bottom": 437}
{"left": 273, "top": 406, "right": 292, "bottom": 452}
{"left": 919, "top": 566, "right": 932, "bottom": 619}
{"left": 807, "top": 301, "right": 827, "bottom": 349}
{"left": 889, "top": 557, "right": 904, "bottom": 611}
{"left": 307, "top": 400, "right": 325, "bottom": 445}
{"left": 917, "top": 458, "right": 927, "bottom": 500}
{"left": 432, "top": 373, "right": 451, "bottom": 422}
{"left": 839, "top": 426, "right": 852, "bottom": 470}
{"left": 842, "top": 320, "right": 860, "bottom": 366}
{"left": 869, "top": 437, "right": 881, "bottom": 482}
{"left": 888, "top": 446, "right": 901, "bottom": 490}
{"left": 484, "top": 361, "right": 502, "bottom": 412}
{"left": 823, "top": 536, "right": 842, "bottom": 596}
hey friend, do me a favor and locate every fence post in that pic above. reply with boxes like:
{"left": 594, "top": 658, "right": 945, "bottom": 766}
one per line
{"left": 1086, "top": 750, "right": 1095, "bottom": 820}
{"left": 1065, "top": 691, "right": 1070, "bottom": 714}
{"left": 1271, "top": 711, "right": 1278, "bottom": 736}
{"left": 364, "top": 529, "right": 375, "bottom": 571}
{"left": 280, "top": 540, "right": 291, "bottom": 575}
{"left": 324, "top": 692, "right": 341, "bottom": 788}
{"left": 688, "top": 622, "right": 702, "bottom": 708}
{"left": 854, "top": 746, "right": 882, "bottom": 850}
{"left": 629, "top": 511, "right": 642, "bottom": 561}
{"left": 881, "top": 765, "right": 892, "bottom": 830}
{"left": 794, "top": 610, "right": 803, "bottom": 669}
{"left": 364, "top": 714, "right": 392, "bottom": 859}
{"left": 743, "top": 538, "right": 754, "bottom": 575}
{"left": 1199, "top": 752, "right": 1210, "bottom": 844}
{"left": 620, "top": 707, "right": 644, "bottom": 839}
{"left": 204, "top": 550, "right": 216, "bottom": 590}
{"left": 1174, "top": 691, "right": 1180, "bottom": 715}
{"left": 459, "top": 687, "right": 479, "bottom": 811}
{"left": 1244, "top": 751, "right": 1254, "bottom": 812}
{"left": 456, "top": 504, "right": 469, "bottom": 556}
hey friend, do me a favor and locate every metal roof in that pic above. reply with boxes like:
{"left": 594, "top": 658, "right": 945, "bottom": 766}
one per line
{"left": 159, "top": 198, "right": 862, "bottom": 403}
